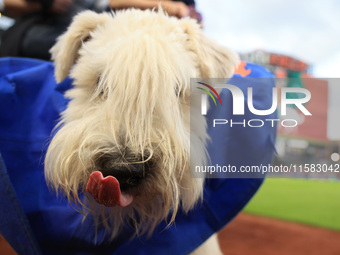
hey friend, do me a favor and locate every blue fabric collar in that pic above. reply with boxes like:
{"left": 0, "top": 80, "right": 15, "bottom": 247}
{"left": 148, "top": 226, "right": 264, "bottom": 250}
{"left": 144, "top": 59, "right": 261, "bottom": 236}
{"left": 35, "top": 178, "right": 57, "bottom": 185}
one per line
{"left": 0, "top": 57, "right": 276, "bottom": 254}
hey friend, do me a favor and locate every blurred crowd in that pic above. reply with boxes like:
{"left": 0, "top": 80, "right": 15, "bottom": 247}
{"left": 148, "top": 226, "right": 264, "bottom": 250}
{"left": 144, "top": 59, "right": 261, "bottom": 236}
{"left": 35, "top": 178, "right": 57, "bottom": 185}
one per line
{"left": 0, "top": 0, "right": 202, "bottom": 60}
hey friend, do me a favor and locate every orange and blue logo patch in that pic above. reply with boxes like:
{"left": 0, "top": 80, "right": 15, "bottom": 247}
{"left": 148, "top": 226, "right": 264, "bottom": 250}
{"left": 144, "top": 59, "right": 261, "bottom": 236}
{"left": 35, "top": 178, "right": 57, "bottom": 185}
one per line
{"left": 234, "top": 61, "right": 251, "bottom": 77}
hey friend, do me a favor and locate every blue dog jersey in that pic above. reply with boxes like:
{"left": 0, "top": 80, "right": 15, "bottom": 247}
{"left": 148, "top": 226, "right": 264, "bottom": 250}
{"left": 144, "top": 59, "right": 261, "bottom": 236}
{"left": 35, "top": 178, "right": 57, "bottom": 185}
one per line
{"left": 0, "top": 58, "right": 276, "bottom": 254}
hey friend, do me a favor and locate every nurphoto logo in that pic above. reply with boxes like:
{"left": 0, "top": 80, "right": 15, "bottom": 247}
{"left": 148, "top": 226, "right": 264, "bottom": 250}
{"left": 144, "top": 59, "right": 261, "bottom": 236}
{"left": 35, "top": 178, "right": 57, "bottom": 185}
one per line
{"left": 196, "top": 81, "right": 312, "bottom": 128}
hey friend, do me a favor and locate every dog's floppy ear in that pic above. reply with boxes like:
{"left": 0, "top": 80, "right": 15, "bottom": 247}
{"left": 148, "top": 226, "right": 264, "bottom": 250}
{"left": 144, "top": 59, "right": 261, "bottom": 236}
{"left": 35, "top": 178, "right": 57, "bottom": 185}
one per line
{"left": 180, "top": 19, "right": 240, "bottom": 78}
{"left": 50, "top": 10, "right": 110, "bottom": 83}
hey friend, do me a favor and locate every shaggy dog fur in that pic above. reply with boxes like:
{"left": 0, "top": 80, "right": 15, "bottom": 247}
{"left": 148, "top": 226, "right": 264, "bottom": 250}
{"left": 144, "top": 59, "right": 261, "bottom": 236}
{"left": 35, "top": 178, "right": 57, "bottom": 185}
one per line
{"left": 45, "top": 8, "right": 238, "bottom": 253}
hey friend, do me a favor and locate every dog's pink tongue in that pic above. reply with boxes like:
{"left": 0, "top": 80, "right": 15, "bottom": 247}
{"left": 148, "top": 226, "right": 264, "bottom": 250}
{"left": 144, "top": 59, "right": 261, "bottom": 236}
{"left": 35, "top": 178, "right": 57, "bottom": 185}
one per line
{"left": 86, "top": 171, "right": 133, "bottom": 207}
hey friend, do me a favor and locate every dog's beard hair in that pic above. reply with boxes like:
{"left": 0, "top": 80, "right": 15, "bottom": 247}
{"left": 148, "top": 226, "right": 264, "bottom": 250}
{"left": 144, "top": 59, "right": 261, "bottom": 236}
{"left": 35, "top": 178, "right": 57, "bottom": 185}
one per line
{"left": 45, "top": 20, "right": 208, "bottom": 239}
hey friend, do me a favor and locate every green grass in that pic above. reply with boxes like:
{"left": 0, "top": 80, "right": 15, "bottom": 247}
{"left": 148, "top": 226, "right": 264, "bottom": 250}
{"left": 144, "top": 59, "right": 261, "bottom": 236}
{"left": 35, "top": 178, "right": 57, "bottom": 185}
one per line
{"left": 243, "top": 178, "right": 340, "bottom": 231}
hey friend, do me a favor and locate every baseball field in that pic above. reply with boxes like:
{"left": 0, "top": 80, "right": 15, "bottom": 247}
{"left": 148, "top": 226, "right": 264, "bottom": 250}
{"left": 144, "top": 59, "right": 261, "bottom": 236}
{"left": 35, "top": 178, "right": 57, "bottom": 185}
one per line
{"left": 244, "top": 178, "right": 340, "bottom": 231}
{"left": 218, "top": 178, "right": 340, "bottom": 255}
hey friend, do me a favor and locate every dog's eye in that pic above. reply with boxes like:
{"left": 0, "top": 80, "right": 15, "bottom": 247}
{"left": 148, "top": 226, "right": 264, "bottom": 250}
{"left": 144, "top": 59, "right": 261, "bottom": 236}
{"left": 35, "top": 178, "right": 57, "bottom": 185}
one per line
{"left": 82, "top": 35, "right": 91, "bottom": 43}
{"left": 98, "top": 90, "right": 108, "bottom": 100}
{"left": 175, "top": 86, "right": 182, "bottom": 97}
{"left": 96, "top": 76, "right": 108, "bottom": 100}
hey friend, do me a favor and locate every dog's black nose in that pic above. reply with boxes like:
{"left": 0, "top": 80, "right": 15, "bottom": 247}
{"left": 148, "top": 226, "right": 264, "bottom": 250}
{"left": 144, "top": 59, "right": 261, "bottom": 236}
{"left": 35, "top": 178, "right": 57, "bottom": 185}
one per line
{"left": 106, "top": 163, "right": 148, "bottom": 191}
{"left": 95, "top": 151, "right": 152, "bottom": 191}
{"left": 97, "top": 154, "right": 150, "bottom": 191}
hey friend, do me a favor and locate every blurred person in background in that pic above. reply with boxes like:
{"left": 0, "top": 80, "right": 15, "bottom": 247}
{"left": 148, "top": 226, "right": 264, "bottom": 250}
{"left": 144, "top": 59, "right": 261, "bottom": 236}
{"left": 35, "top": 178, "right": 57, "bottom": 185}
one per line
{"left": 0, "top": 0, "right": 202, "bottom": 60}
{"left": 0, "top": 0, "right": 42, "bottom": 16}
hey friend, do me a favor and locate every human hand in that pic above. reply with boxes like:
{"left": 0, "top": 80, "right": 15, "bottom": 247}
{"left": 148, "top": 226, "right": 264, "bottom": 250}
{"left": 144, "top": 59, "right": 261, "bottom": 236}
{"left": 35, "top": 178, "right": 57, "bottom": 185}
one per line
{"left": 162, "top": 1, "right": 190, "bottom": 19}
{"left": 108, "top": 0, "right": 193, "bottom": 20}
{"left": 50, "top": 0, "right": 72, "bottom": 13}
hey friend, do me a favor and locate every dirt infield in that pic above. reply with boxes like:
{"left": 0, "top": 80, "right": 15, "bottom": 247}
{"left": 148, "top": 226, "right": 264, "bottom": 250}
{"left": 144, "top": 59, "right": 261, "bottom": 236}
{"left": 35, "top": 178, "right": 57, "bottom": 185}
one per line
{"left": 218, "top": 213, "right": 340, "bottom": 255}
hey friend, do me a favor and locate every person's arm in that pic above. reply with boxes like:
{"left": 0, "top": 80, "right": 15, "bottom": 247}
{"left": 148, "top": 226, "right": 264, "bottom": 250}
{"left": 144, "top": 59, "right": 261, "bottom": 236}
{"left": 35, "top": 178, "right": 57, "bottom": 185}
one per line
{"left": 3, "top": 0, "right": 41, "bottom": 16}
{"left": 3, "top": 0, "right": 72, "bottom": 17}
{"left": 109, "top": 0, "right": 190, "bottom": 19}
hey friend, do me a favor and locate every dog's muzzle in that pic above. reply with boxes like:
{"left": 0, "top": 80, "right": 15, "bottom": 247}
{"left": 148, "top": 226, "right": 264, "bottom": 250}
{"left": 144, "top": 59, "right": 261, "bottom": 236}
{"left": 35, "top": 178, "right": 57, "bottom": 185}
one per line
{"left": 86, "top": 155, "right": 150, "bottom": 207}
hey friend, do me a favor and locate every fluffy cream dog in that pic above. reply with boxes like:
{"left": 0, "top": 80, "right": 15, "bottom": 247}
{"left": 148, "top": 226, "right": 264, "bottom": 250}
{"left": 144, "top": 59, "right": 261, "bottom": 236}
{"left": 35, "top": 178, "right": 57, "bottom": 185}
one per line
{"left": 45, "top": 8, "right": 238, "bottom": 254}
